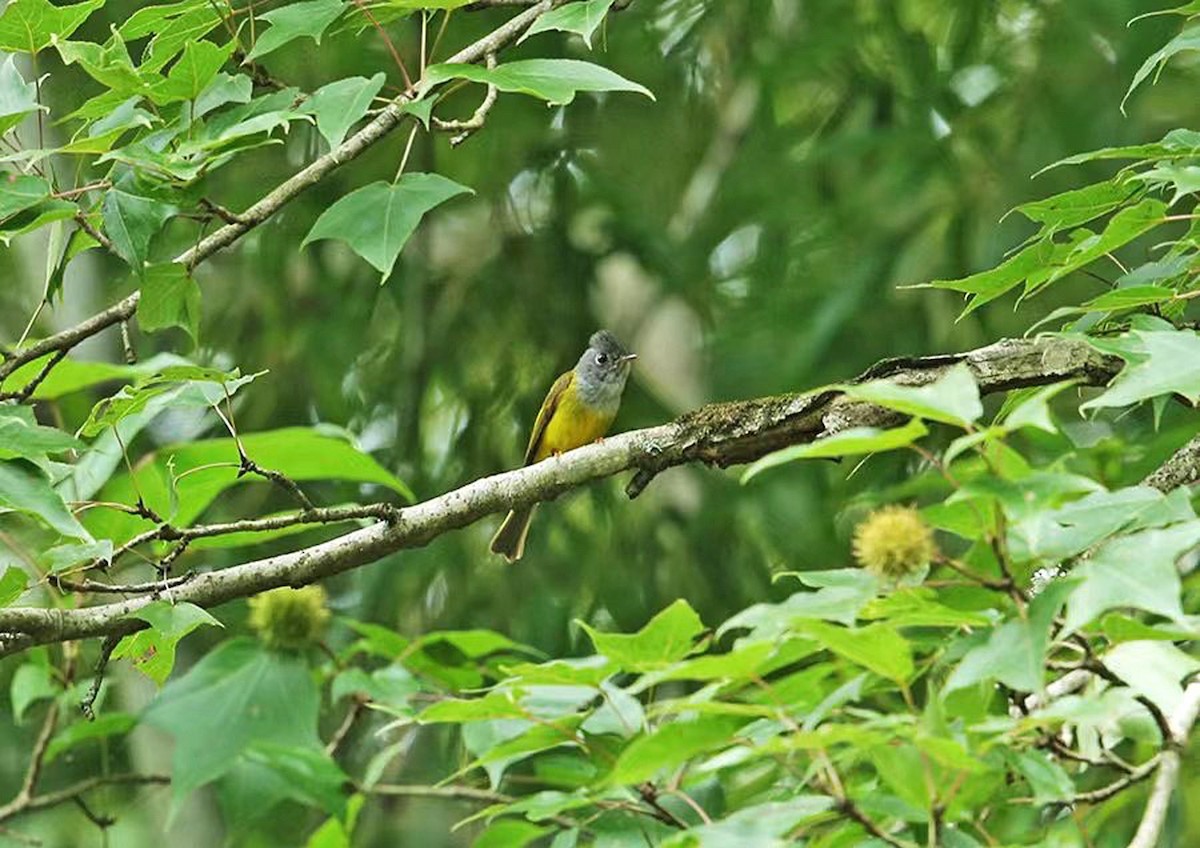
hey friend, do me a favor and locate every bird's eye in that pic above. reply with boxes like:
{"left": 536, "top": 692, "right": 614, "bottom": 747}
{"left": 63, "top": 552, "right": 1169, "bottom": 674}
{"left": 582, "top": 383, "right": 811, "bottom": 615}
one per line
{"left": 595, "top": 352, "right": 609, "bottom": 366}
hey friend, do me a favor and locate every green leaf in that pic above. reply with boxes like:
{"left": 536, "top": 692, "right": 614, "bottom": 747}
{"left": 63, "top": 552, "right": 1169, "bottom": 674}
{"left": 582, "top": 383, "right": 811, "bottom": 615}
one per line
{"left": 606, "top": 715, "right": 745, "bottom": 786}
{"left": 0, "top": 459, "right": 90, "bottom": 539}
{"left": 925, "top": 239, "right": 1053, "bottom": 317}
{"left": 0, "top": 198, "right": 76, "bottom": 245}
{"left": 660, "top": 798, "right": 835, "bottom": 848}
{"left": 841, "top": 362, "right": 982, "bottom": 427}
{"left": 400, "top": 97, "right": 433, "bottom": 129}
{"left": 410, "top": 628, "right": 530, "bottom": 658}
{"left": 11, "top": 661, "right": 56, "bottom": 723}
{"left": 53, "top": 36, "right": 147, "bottom": 99}
{"left": 637, "top": 640, "right": 777, "bottom": 687}
{"left": 342, "top": 618, "right": 410, "bottom": 658}
{"left": 742, "top": 418, "right": 928, "bottom": 480}
{"left": 793, "top": 620, "right": 913, "bottom": 683}
{"left": 468, "top": 715, "right": 584, "bottom": 780}
{"left": 1100, "top": 613, "right": 1196, "bottom": 644}
{"left": 1104, "top": 640, "right": 1200, "bottom": 714}
{"left": 101, "top": 188, "right": 178, "bottom": 272}
{"left": 304, "top": 73, "right": 385, "bottom": 149}
{"left": 140, "top": 4, "right": 226, "bottom": 72}
{"left": 0, "top": 565, "right": 28, "bottom": 606}
{"left": 1062, "top": 522, "right": 1200, "bottom": 634}
{"left": 46, "top": 713, "right": 138, "bottom": 763}
{"left": 421, "top": 59, "right": 654, "bottom": 106}
{"left": 0, "top": 409, "right": 84, "bottom": 460}
{"left": 386, "top": 0, "right": 471, "bottom": 8}
{"left": 473, "top": 819, "right": 548, "bottom": 848}
{"left": 1008, "top": 750, "right": 1075, "bottom": 804}
{"left": 1080, "top": 285, "right": 1176, "bottom": 312}
{"left": 303, "top": 174, "right": 472, "bottom": 280}
{"left": 581, "top": 681, "right": 644, "bottom": 738}
{"left": 149, "top": 38, "right": 235, "bottom": 104}
{"left": 1140, "top": 163, "right": 1200, "bottom": 206}
{"left": 1035, "top": 129, "right": 1200, "bottom": 175}
{"left": 246, "top": 0, "right": 346, "bottom": 61}
{"left": 1008, "top": 485, "right": 1194, "bottom": 564}
{"left": 1024, "top": 199, "right": 1168, "bottom": 298}
{"left": 1013, "top": 180, "right": 1139, "bottom": 234}
{"left": 194, "top": 71, "right": 252, "bottom": 118}
{"left": 1123, "top": 24, "right": 1200, "bottom": 113}
{"left": 999, "top": 380, "right": 1080, "bottom": 435}
{"left": 112, "top": 601, "right": 223, "bottom": 686}
{"left": 79, "top": 366, "right": 248, "bottom": 437}
{"left": 945, "top": 579, "right": 1074, "bottom": 693}
{"left": 0, "top": 172, "right": 51, "bottom": 221}
{"left": 137, "top": 263, "right": 202, "bottom": 341}
{"left": 418, "top": 689, "right": 528, "bottom": 723}
{"left": 1081, "top": 330, "right": 1200, "bottom": 409}
{"left": 330, "top": 665, "right": 418, "bottom": 710}
{"left": 718, "top": 569, "right": 878, "bottom": 635}
{"left": 859, "top": 588, "right": 991, "bottom": 628}
{"left": 929, "top": 200, "right": 1166, "bottom": 313}
{"left": 243, "top": 742, "right": 351, "bottom": 817}
{"left": 500, "top": 656, "right": 614, "bottom": 687}
{"left": 521, "top": 0, "right": 616, "bottom": 48}
{"left": 305, "top": 793, "right": 363, "bottom": 848}
{"left": 42, "top": 539, "right": 113, "bottom": 572}
{"left": 0, "top": 53, "right": 45, "bottom": 135}
{"left": 142, "top": 638, "right": 322, "bottom": 806}
{"left": 0, "top": 0, "right": 105, "bottom": 54}
{"left": 577, "top": 599, "right": 705, "bottom": 672}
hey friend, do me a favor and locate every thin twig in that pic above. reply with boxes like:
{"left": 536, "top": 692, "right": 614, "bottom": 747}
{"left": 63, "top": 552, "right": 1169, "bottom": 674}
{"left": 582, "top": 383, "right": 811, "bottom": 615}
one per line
{"left": 72, "top": 212, "right": 115, "bottom": 254}
{"left": 198, "top": 198, "right": 248, "bottom": 225}
{"left": 1069, "top": 755, "right": 1160, "bottom": 805}
{"left": 0, "top": 775, "right": 169, "bottom": 826}
{"left": 119, "top": 320, "right": 136, "bottom": 364}
{"left": 325, "top": 697, "right": 367, "bottom": 756}
{"left": 351, "top": 0, "right": 414, "bottom": 89}
{"left": 0, "top": 347, "right": 70, "bottom": 401}
{"left": 80, "top": 634, "right": 121, "bottom": 720}
{"left": 75, "top": 504, "right": 399, "bottom": 577}
{"left": 50, "top": 181, "right": 110, "bottom": 200}
{"left": 0, "top": 704, "right": 60, "bottom": 822}
{"left": 52, "top": 572, "right": 196, "bottom": 596}
{"left": 636, "top": 782, "right": 687, "bottom": 829}
{"left": 432, "top": 53, "right": 499, "bottom": 146}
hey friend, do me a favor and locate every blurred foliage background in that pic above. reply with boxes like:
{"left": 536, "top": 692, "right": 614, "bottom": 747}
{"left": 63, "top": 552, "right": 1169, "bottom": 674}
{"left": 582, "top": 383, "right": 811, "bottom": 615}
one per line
{"left": 3, "top": 0, "right": 1199, "bottom": 844}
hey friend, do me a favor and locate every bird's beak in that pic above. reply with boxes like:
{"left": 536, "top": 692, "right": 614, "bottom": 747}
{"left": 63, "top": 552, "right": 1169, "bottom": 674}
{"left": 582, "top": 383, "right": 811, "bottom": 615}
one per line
{"left": 621, "top": 353, "right": 638, "bottom": 363}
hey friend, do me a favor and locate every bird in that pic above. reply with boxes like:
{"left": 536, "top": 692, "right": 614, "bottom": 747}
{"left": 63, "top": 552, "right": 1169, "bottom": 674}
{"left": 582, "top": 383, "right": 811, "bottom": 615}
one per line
{"left": 490, "top": 330, "right": 637, "bottom": 562}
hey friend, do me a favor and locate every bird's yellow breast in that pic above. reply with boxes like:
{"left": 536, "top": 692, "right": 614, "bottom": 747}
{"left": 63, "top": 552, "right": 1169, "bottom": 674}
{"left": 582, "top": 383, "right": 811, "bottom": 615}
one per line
{"left": 533, "top": 380, "right": 617, "bottom": 463}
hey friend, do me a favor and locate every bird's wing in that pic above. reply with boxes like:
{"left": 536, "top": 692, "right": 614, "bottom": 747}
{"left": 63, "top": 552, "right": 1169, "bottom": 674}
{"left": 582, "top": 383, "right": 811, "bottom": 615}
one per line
{"left": 523, "top": 370, "right": 574, "bottom": 465}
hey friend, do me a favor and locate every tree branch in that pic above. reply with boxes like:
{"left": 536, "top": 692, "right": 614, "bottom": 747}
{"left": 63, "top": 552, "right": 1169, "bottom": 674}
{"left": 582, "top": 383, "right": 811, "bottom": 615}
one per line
{"left": 1143, "top": 432, "right": 1200, "bottom": 491}
{"left": 0, "top": 336, "right": 1121, "bottom": 658}
{"left": 0, "top": 0, "right": 560, "bottom": 387}
{"left": 1127, "top": 680, "right": 1200, "bottom": 848}
{"left": 0, "top": 774, "right": 169, "bottom": 826}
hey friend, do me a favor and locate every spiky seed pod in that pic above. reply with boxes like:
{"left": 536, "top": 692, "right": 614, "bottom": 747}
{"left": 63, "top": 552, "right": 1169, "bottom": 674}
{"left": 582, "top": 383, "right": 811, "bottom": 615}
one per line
{"left": 248, "top": 585, "right": 331, "bottom": 650}
{"left": 852, "top": 505, "right": 936, "bottom": 580}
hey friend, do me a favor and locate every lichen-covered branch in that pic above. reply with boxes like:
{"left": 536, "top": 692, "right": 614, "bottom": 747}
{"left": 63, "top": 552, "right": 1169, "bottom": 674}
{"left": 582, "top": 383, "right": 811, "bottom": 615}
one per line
{"left": 0, "top": 336, "right": 1122, "bottom": 658}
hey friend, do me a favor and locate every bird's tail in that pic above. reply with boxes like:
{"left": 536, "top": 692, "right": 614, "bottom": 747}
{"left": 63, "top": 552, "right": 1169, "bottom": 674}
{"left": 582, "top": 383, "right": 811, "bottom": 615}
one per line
{"left": 489, "top": 506, "right": 535, "bottom": 562}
